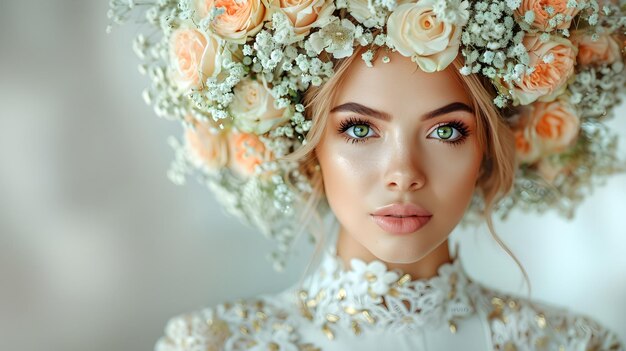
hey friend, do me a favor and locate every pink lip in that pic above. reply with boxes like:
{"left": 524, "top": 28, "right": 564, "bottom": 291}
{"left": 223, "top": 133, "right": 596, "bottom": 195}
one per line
{"left": 370, "top": 203, "right": 433, "bottom": 235}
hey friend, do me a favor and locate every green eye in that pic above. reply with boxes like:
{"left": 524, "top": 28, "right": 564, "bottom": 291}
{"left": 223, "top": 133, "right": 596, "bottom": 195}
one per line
{"left": 436, "top": 126, "right": 453, "bottom": 139}
{"left": 351, "top": 124, "right": 370, "bottom": 138}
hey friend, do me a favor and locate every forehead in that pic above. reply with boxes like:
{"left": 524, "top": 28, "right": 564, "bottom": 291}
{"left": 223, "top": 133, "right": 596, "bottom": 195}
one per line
{"left": 333, "top": 51, "right": 470, "bottom": 113}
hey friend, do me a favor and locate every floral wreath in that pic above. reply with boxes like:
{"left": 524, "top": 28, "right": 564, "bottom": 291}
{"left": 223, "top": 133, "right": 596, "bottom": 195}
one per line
{"left": 108, "top": 0, "right": 626, "bottom": 270}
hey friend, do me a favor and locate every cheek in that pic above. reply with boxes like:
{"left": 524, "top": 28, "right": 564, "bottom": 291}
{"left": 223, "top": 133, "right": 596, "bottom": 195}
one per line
{"left": 316, "top": 139, "right": 379, "bottom": 218}
{"left": 426, "top": 141, "right": 482, "bottom": 210}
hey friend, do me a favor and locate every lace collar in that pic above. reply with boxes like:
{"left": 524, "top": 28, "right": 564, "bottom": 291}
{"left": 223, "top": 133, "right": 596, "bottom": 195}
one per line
{"left": 297, "top": 244, "right": 477, "bottom": 339}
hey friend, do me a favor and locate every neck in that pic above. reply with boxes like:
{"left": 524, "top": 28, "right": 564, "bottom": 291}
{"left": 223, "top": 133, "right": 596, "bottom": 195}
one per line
{"left": 335, "top": 227, "right": 452, "bottom": 280}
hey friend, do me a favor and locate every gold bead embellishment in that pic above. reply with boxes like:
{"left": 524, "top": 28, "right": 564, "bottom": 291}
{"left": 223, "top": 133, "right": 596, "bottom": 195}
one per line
{"left": 361, "top": 310, "right": 375, "bottom": 324}
{"left": 447, "top": 288, "right": 457, "bottom": 300}
{"left": 326, "top": 314, "right": 340, "bottom": 323}
{"left": 337, "top": 288, "right": 346, "bottom": 300}
{"left": 252, "top": 320, "right": 261, "bottom": 332}
{"left": 256, "top": 311, "right": 268, "bottom": 320}
{"left": 322, "top": 323, "right": 335, "bottom": 340}
{"left": 268, "top": 342, "right": 279, "bottom": 351}
{"left": 396, "top": 274, "right": 411, "bottom": 286}
{"left": 365, "top": 272, "right": 377, "bottom": 282}
{"left": 535, "top": 313, "right": 547, "bottom": 329}
{"left": 298, "top": 290, "right": 308, "bottom": 300}
{"left": 351, "top": 320, "right": 362, "bottom": 336}
{"left": 507, "top": 299, "right": 519, "bottom": 311}
{"left": 449, "top": 321, "right": 457, "bottom": 334}
{"left": 344, "top": 306, "right": 358, "bottom": 315}
{"left": 388, "top": 288, "right": 400, "bottom": 297}
{"left": 239, "top": 326, "right": 249, "bottom": 335}
{"left": 503, "top": 342, "right": 517, "bottom": 351}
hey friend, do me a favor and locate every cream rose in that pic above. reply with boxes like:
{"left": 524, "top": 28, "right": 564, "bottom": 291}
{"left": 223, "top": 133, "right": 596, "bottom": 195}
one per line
{"left": 169, "top": 26, "right": 223, "bottom": 91}
{"left": 571, "top": 31, "right": 622, "bottom": 66}
{"left": 514, "top": 97, "right": 580, "bottom": 164}
{"left": 194, "top": 0, "right": 269, "bottom": 43}
{"left": 227, "top": 130, "right": 272, "bottom": 177}
{"left": 508, "top": 34, "right": 577, "bottom": 105}
{"left": 515, "top": 0, "right": 579, "bottom": 31}
{"left": 386, "top": 0, "right": 462, "bottom": 72}
{"left": 230, "top": 77, "right": 292, "bottom": 135}
{"left": 185, "top": 119, "right": 229, "bottom": 171}
{"left": 272, "top": 0, "right": 336, "bottom": 40}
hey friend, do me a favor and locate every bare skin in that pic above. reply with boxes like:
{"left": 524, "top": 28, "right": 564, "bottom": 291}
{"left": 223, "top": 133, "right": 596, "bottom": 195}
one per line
{"left": 315, "top": 51, "right": 483, "bottom": 280}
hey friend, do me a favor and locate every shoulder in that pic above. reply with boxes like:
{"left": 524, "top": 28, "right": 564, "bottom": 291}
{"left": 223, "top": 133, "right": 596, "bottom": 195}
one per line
{"left": 471, "top": 284, "right": 624, "bottom": 351}
{"left": 154, "top": 292, "right": 313, "bottom": 351}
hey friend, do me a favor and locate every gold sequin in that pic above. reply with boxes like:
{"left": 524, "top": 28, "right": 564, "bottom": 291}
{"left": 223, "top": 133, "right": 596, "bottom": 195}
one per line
{"left": 507, "top": 299, "right": 518, "bottom": 310}
{"left": 252, "top": 320, "right": 261, "bottom": 332}
{"left": 239, "top": 326, "right": 249, "bottom": 335}
{"left": 256, "top": 311, "right": 268, "bottom": 320}
{"left": 449, "top": 321, "right": 457, "bottom": 334}
{"left": 306, "top": 299, "right": 318, "bottom": 308}
{"left": 268, "top": 342, "right": 279, "bottom": 351}
{"left": 322, "top": 323, "right": 334, "bottom": 340}
{"left": 326, "top": 314, "right": 339, "bottom": 323}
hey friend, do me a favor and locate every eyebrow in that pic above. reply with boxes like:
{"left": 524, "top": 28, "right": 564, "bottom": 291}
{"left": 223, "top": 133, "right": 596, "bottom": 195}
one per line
{"left": 330, "top": 102, "right": 474, "bottom": 121}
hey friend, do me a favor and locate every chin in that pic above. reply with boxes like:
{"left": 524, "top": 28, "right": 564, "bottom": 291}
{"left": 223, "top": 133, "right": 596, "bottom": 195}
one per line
{"left": 368, "top": 243, "right": 428, "bottom": 265}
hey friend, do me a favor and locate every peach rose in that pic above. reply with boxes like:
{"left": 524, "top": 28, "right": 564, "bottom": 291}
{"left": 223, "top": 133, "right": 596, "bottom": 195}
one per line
{"left": 508, "top": 34, "right": 577, "bottom": 105}
{"left": 194, "top": 0, "right": 269, "bottom": 43}
{"left": 514, "top": 98, "right": 580, "bottom": 164}
{"left": 185, "top": 119, "right": 229, "bottom": 171}
{"left": 514, "top": 128, "right": 542, "bottom": 164}
{"left": 169, "top": 26, "right": 223, "bottom": 91}
{"left": 570, "top": 31, "right": 622, "bottom": 66}
{"left": 272, "top": 0, "right": 336, "bottom": 40}
{"left": 386, "top": 0, "right": 462, "bottom": 72}
{"left": 515, "top": 0, "right": 579, "bottom": 31}
{"left": 230, "top": 77, "right": 291, "bottom": 135}
{"left": 227, "top": 131, "right": 272, "bottom": 177}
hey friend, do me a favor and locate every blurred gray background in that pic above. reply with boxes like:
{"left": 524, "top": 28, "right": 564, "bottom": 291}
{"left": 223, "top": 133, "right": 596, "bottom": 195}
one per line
{"left": 0, "top": 1, "right": 624, "bottom": 351}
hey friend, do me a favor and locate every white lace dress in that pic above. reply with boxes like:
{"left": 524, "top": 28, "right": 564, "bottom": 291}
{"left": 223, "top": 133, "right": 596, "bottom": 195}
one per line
{"left": 155, "top": 246, "right": 624, "bottom": 351}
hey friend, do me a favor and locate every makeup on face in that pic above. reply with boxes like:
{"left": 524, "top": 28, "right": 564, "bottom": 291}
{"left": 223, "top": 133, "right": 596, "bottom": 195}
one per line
{"left": 315, "top": 50, "right": 483, "bottom": 268}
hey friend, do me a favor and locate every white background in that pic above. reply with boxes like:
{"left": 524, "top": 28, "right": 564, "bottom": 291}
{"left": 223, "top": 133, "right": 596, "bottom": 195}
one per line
{"left": 0, "top": 1, "right": 624, "bottom": 351}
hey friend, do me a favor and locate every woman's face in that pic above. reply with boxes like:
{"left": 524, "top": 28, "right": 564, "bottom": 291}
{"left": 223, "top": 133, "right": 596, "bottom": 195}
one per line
{"left": 315, "top": 51, "right": 483, "bottom": 264}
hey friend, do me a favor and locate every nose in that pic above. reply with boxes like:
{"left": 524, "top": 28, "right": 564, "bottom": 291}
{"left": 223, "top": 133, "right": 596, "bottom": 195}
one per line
{"left": 384, "top": 143, "right": 426, "bottom": 192}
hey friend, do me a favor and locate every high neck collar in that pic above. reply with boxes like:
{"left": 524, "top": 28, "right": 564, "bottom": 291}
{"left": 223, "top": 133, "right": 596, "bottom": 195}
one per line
{"left": 297, "top": 244, "right": 477, "bottom": 339}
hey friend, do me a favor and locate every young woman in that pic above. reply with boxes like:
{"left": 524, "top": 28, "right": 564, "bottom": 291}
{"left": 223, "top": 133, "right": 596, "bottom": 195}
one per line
{"left": 108, "top": 0, "right": 626, "bottom": 349}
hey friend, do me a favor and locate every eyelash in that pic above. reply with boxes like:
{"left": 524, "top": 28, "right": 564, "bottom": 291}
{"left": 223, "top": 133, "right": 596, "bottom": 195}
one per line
{"left": 337, "top": 117, "right": 471, "bottom": 146}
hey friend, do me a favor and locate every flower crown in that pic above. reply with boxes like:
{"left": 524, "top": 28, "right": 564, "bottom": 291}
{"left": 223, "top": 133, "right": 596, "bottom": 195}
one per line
{"left": 108, "top": 0, "right": 626, "bottom": 270}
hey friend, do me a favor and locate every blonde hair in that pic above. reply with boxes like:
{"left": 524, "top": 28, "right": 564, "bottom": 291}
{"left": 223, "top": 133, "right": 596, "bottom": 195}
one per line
{"left": 285, "top": 46, "right": 531, "bottom": 296}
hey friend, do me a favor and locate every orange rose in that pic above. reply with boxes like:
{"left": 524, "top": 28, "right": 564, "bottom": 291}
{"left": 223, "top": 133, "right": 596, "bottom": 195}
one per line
{"left": 515, "top": 0, "right": 579, "bottom": 31}
{"left": 169, "top": 26, "right": 223, "bottom": 91}
{"left": 508, "top": 34, "right": 577, "bottom": 105}
{"left": 194, "top": 0, "right": 269, "bottom": 43}
{"left": 227, "top": 131, "right": 272, "bottom": 177}
{"left": 272, "top": 0, "right": 336, "bottom": 40}
{"left": 185, "top": 119, "right": 229, "bottom": 171}
{"left": 571, "top": 31, "right": 622, "bottom": 66}
{"left": 514, "top": 98, "right": 580, "bottom": 164}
